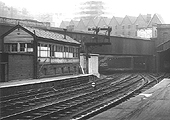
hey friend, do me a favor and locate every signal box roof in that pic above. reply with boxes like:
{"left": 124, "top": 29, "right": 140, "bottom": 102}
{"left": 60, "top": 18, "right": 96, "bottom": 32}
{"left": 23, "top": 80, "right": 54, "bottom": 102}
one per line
{"left": 2, "top": 24, "right": 80, "bottom": 45}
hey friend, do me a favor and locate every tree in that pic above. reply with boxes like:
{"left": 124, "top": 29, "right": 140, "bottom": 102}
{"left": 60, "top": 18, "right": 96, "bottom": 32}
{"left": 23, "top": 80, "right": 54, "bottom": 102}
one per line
{"left": 0, "top": 1, "right": 33, "bottom": 19}
{"left": 75, "top": 1, "right": 106, "bottom": 20}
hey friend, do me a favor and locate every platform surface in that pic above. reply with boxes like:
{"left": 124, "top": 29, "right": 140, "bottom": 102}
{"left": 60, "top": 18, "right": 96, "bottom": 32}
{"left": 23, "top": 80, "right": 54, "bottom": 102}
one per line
{"left": 0, "top": 74, "right": 91, "bottom": 88}
{"left": 89, "top": 78, "right": 170, "bottom": 120}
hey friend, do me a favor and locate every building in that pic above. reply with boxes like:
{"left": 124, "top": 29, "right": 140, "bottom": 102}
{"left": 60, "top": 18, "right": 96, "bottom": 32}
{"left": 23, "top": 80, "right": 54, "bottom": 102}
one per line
{"left": 59, "top": 21, "right": 70, "bottom": 29}
{"left": 59, "top": 14, "right": 165, "bottom": 38}
{"left": 137, "top": 14, "right": 165, "bottom": 38}
{"left": 0, "top": 17, "right": 169, "bottom": 82}
{"left": 0, "top": 24, "right": 80, "bottom": 82}
{"left": 155, "top": 24, "right": 170, "bottom": 72}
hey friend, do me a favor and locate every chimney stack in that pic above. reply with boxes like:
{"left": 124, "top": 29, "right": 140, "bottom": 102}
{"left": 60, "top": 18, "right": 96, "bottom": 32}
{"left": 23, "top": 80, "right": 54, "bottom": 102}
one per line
{"left": 147, "top": 14, "right": 151, "bottom": 23}
{"left": 63, "top": 29, "right": 67, "bottom": 39}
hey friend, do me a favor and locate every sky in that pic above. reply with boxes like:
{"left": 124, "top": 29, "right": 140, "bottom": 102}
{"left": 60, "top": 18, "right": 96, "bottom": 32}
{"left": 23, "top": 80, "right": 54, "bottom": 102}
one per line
{"left": 1, "top": 0, "right": 170, "bottom": 26}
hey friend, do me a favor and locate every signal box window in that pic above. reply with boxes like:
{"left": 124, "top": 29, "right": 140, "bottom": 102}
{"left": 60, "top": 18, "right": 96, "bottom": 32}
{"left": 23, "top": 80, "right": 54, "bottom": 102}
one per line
{"left": 20, "top": 43, "right": 25, "bottom": 52}
{"left": 27, "top": 43, "right": 33, "bottom": 52}
{"left": 51, "top": 45, "right": 55, "bottom": 57}
{"left": 11, "top": 43, "right": 17, "bottom": 52}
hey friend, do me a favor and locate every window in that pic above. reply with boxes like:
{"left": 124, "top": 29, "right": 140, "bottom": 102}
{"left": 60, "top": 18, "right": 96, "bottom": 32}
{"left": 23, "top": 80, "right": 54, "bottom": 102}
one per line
{"left": 64, "top": 46, "right": 69, "bottom": 58}
{"left": 4, "top": 43, "right": 10, "bottom": 52}
{"left": 128, "top": 31, "right": 131, "bottom": 36}
{"left": 60, "top": 46, "right": 63, "bottom": 52}
{"left": 115, "top": 32, "right": 117, "bottom": 35}
{"left": 38, "top": 43, "right": 41, "bottom": 57}
{"left": 27, "top": 43, "right": 33, "bottom": 52}
{"left": 122, "top": 25, "right": 124, "bottom": 29}
{"left": 115, "top": 25, "right": 117, "bottom": 29}
{"left": 122, "top": 32, "right": 124, "bottom": 35}
{"left": 4, "top": 43, "right": 33, "bottom": 53}
{"left": 73, "top": 47, "right": 79, "bottom": 58}
{"left": 51, "top": 45, "right": 55, "bottom": 57}
{"left": 55, "top": 45, "right": 57, "bottom": 52}
{"left": 57, "top": 45, "right": 63, "bottom": 52}
{"left": 49, "top": 44, "right": 51, "bottom": 56}
{"left": 20, "top": 43, "right": 25, "bottom": 52}
{"left": 136, "top": 25, "right": 138, "bottom": 29}
{"left": 69, "top": 47, "right": 72, "bottom": 53}
{"left": 52, "top": 45, "right": 64, "bottom": 58}
{"left": 76, "top": 48, "right": 79, "bottom": 57}
{"left": 128, "top": 25, "right": 130, "bottom": 29}
{"left": 38, "top": 43, "right": 50, "bottom": 57}
{"left": 11, "top": 43, "right": 17, "bottom": 52}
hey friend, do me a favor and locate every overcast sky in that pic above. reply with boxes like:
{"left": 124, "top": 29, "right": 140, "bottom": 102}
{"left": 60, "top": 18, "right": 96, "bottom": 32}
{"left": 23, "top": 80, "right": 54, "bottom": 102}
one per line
{"left": 1, "top": 0, "right": 170, "bottom": 26}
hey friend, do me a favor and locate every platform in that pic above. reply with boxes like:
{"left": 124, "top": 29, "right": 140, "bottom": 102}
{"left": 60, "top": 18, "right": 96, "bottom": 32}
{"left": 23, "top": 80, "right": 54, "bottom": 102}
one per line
{"left": 89, "top": 78, "right": 170, "bottom": 120}
{"left": 0, "top": 74, "right": 92, "bottom": 88}
{"left": 0, "top": 74, "right": 94, "bottom": 97}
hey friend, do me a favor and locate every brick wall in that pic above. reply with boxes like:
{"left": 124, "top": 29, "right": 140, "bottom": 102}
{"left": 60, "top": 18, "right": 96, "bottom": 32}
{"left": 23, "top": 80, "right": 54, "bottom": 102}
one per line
{"left": 0, "top": 54, "right": 1, "bottom": 82}
{"left": 0, "top": 53, "right": 8, "bottom": 82}
{"left": 157, "top": 24, "right": 170, "bottom": 46}
{"left": 38, "top": 63, "right": 80, "bottom": 78}
{"left": 8, "top": 54, "right": 34, "bottom": 81}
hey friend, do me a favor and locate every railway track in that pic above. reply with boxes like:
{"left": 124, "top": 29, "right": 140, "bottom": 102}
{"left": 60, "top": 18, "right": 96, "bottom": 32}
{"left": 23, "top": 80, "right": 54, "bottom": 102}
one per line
{"left": 0, "top": 74, "right": 144, "bottom": 120}
{"left": 70, "top": 74, "right": 161, "bottom": 120}
{"left": 0, "top": 81, "right": 94, "bottom": 117}
{"left": 1, "top": 73, "right": 164, "bottom": 120}
{"left": 0, "top": 74, "right": 127, "bottom": 118}
{"left": 0, "top": 73, "right": 124, "bottom": 107}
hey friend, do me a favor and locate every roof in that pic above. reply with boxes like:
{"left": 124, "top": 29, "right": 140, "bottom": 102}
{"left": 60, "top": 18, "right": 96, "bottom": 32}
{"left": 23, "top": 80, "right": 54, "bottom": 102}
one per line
{"left": 82, "top": 19, "right": 90, "bottom": 26}
{"left": 86, "top": 19, "right": 96, "bottom": 28}
{"left": 155, "top": 13, "right": 165, "bottom": 24}
{"left": 97, "top": 17, "right": 107, "bottom": 27}
{"left": 75, "top": 19, "right": 86, "bottom": 31}
{"left": 141, "top": 14, "right": 147, "bottom": 22}
{"left": 127, "top": 16, "right": 137, "bottom": 24}
{"left": 103, "top": 17, "right": 111, "bottom": 25}
{"left": 59, "top": 21, "right": 70, "bottom": 28}
{"left": 93, "top": 17, "right": 101, "bottom": 26}
{"left": 115, "top": 17, "right": 124, "bottom": 24}
{"left": 69, "top": 20, "right": 79, "bottom": 27}
{"left": 20, "top": 25, "right": 80, "bottom": 45}
{"left": 147, "top": 14, "right": 165, "bottom": 28}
